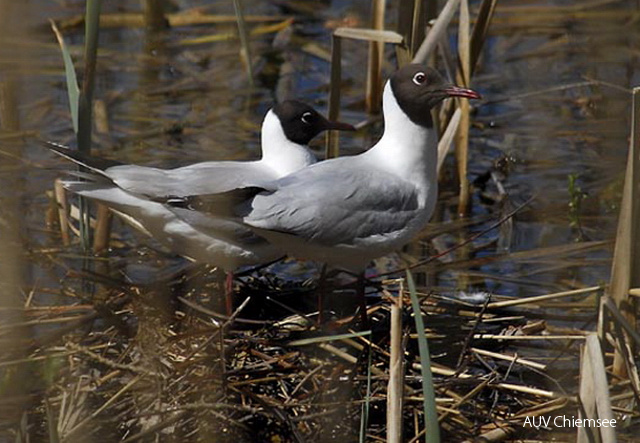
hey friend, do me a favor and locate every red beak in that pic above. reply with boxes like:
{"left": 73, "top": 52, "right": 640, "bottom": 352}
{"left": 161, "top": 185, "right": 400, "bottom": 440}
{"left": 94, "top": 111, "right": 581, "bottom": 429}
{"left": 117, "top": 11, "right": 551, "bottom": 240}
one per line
{"left": 444, "top": 86, "right": 481, "bottom": 100}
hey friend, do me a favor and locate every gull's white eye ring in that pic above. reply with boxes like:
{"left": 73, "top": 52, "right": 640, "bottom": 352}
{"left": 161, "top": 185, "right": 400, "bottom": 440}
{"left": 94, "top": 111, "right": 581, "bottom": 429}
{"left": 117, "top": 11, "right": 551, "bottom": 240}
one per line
{"left": 301, "top": 112, "right": 313, "bottom": 124}
{"left": 413, "top": 72, "right": 426, "bottom": 85}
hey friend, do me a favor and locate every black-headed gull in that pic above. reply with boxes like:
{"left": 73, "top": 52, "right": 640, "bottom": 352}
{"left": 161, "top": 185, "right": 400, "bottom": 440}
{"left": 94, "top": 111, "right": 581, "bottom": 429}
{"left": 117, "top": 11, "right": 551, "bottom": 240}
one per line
{"left": 47, "top": 101, "right": 354, "bottom": 312}
{"left": 172, "top": 65, "right": 480, "bottom": 321}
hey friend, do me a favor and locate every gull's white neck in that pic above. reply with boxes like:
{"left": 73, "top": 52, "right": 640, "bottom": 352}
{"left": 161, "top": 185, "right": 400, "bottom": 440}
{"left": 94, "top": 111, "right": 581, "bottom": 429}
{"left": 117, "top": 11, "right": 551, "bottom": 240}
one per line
{"left": 367, "top": 82, "right": 438, "bottom": 202}
{"left": 260, "top": 110, "right": 316, "bottom": 177}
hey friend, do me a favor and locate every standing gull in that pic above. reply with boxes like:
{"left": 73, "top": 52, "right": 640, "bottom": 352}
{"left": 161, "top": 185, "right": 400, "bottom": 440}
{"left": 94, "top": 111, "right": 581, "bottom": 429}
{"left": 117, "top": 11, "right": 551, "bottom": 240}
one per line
{"left": 47, "top": 101, "right": 354, "bottom": 313}
{"left": 175, "top": 64, "right": 480, "bottom": 320}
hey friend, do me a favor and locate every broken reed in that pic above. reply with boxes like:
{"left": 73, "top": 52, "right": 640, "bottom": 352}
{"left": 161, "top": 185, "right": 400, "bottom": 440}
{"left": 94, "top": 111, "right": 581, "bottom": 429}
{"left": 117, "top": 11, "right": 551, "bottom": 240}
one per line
{"left": 366, "top": 0, "right": 386, "bottom": 114}
{"left": 580, "top": 86, "right": 640, "bottom": 443}
{"left": 607, "top": 87, "right": 640, "bottom": 378}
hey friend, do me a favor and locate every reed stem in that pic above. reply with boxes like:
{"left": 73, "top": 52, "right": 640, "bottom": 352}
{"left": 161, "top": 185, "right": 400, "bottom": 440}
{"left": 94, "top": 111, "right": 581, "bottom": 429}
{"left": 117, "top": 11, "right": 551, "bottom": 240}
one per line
{"left": 387, "top": 291, "right": 404, "bottom": 442}
{"left": 366, "top": 0, "right": 386, "bottom": 114}
{"left": 608, "top": 87, "right": 640, "bottom": 377}
{"left": 326, "top": 34, "right": 342, "bottom": 159}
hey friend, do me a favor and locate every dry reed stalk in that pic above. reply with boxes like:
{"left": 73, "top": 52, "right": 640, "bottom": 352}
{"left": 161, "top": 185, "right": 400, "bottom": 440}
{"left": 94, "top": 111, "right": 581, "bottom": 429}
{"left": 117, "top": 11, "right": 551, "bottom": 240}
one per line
{"left": 318, "top": 342, "right": 357, "bottom": 364}
{"left": 232, "top": 0, "right": 254, "bottom": 87}
{"left": 387, "top": 293, "right": 404, "bottom": 442}
{"left": 467, "top": 426, "right": 514, "bottom": 443}
{"left": 599, "top": 297, "right": 640, "bottom": 410}
{"left": 333, "top": 28, "right": 404, "bottom": 43}
{"left": 577, "top": 334, "right": 617, "bottom": 443}
{"left": 397, "top": 0, "right": 414, "bottom": 48}
{"left": 455, "top": 0, "right": 471, "bottom": 215}
{"left": 511, "top": 398, "right": 569, "bottom": 419}
{"left": 93, "top": 100, "right": 109, "bottom": 134}
{"left": 628, "top": 288, "right": 640, "bottom": 297}
{"left": 92, "top": 203, "right": 112, "bottom": 253}
{"left": 600, "top": 296, "right": 640, "bottom": 347}
{"left": 431, "top": 0, "right": 497, "bottom": 184}
{"left": 179, "top": 18, "right": 293, "bottom": 45}
{"left": 394, "top": 0, "right": 419, "bottom": 65}
{"left": 56, "top": 13, "right": 287, "bottom": 30}
{"left": 493, "top": 382, "right": 556, "bottom": 398}
{"left": 0, "top": 130, "right": 35, "bottom": 141}
{"left": 366, "top": 0, "right": 386, "bottom": 114}
{"left": 437, "top": 107, "right": 461, "bottom": 172}
{"left": 497, "top": 0, "right": 620, "bottom": 13}
{"left": 180, "top": 297, "right": 250, "bottom": 366}
{"left": 142, "top": 0, "right": 167, "bottom": 30}
{"left": 469, "top": 0, "right": 498, "bottom": 76}
{"left": 607, "top": 87, "right": 640, "bottom": 378}
{"left": 412, "top": 0, "right": 460, "bottom": 63}
{"left": 54, "top": 178, "right": 71, "bottom": 245}
{"left": 470, "top": 348, "right": 546, "bottom": 371}
{"left": 67, "top": 204, "right": 97, "bottom": 234}
{"left": 63, "top": 374, "right": 143, "bottom": 441}
{"left": 288, "top": 330, "right": 372, "bottom": 347}
{"left": 120, "top": 411, "right": 189, "bottom": 443}
{"left": 0, "top": 344, "right": 110, "bottom": 370}
{"left": 471, "top": 334, "right": 587, "bottom": 340}
{"left": 326, "top": 27, "right": 404, "bottom": 159}
{"left": 397, "top": 0, "right": 427, "bottom": 55}
{"left": 412, "top": 360, "right": 558, "bottom": 398}
{"left": 411, "top": 0, "right": 428, "bottom": 55}
{"left": 487, "top": 285, "right": 601, "bottom": 309}
{"left": 436, "top": 378, "right": 490, "bottom": 423}
{"left": 326, "top": 34, "right": 341, "bottom": 159}
{"left": 0, "top": 315, "right": 95, "bottom": 329}
{"left": 395, "top": 44, "right": 413, "bottom": 67}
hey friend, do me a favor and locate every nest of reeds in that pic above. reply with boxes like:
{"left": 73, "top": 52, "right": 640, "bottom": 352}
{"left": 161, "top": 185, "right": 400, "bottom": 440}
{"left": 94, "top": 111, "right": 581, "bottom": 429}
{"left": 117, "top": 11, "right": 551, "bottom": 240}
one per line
{"left": 2, "top": 259, "right": 620, "bottom": 442}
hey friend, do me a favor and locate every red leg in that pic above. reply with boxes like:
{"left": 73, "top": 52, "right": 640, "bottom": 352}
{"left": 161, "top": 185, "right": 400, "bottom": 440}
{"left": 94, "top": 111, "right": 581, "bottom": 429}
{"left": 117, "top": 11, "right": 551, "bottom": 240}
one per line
{"left": 225, "top": 271, "right": 234, "bottom": 316}
{"left": 317, "top": 264, "right": 328, "bottom": 325}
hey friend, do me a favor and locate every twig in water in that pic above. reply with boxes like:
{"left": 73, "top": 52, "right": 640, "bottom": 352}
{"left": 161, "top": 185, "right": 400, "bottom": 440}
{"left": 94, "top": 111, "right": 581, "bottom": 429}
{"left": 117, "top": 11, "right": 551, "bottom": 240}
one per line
{"left": 455, "top": 293, "right": 491, "bottom": 371}
{"left": 376, "top": 195, "right": 535, "bottom": 279}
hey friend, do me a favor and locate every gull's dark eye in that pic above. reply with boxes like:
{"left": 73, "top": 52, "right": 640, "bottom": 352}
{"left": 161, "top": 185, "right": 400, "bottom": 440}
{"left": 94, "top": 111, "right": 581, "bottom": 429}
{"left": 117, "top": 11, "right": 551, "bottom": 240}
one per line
{"left": 412, "top": 72, "right": 426, "bottom": 85}
{"left": 301, "top": 111, "right": 313, "bottom": 124}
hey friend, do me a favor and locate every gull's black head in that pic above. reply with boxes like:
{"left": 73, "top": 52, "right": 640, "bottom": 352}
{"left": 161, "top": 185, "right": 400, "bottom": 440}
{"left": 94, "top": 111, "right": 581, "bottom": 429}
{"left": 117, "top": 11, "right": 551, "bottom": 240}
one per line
{"left": 272, "top": 100, "right": 355, "bottom": 145}
{"left": 390, "top": 64, "right": 481, "bottom": 128}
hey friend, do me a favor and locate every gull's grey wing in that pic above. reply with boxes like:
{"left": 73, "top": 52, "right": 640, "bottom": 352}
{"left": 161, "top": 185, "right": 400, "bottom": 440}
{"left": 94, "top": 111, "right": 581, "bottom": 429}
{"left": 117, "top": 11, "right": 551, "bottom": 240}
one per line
{"left": 163, "top": 186, "right": 266, "bottom": 218}
{"left": 244, "top": 161, "right": 422, "bottom": 246}
{"left": 168, "top": 207, "right": 267, "bottom": 246}
{"left": 44, "top": 141, "right": 124, "bottom": 175}
{"left": 45, "top": 141, "right": 277, "bottom": 199}
{"left": 106, "top": 161, "right": 277, "bottom": 200}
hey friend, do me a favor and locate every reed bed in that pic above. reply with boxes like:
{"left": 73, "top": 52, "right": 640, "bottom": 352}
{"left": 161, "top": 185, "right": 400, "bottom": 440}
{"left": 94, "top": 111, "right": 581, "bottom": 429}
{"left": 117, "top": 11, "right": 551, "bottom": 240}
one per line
{"left": 0, "top": 261, "right": 608, "bottom": 441}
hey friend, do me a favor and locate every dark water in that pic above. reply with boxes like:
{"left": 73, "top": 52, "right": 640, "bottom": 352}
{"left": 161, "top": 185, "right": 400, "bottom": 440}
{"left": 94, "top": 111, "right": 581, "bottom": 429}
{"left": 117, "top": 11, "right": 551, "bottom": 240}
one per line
{"left": 0, "top": 0, "right": 638, "bottom": 440}
{"left": 6, "top": 0, "right": 634, "bottom": 294}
